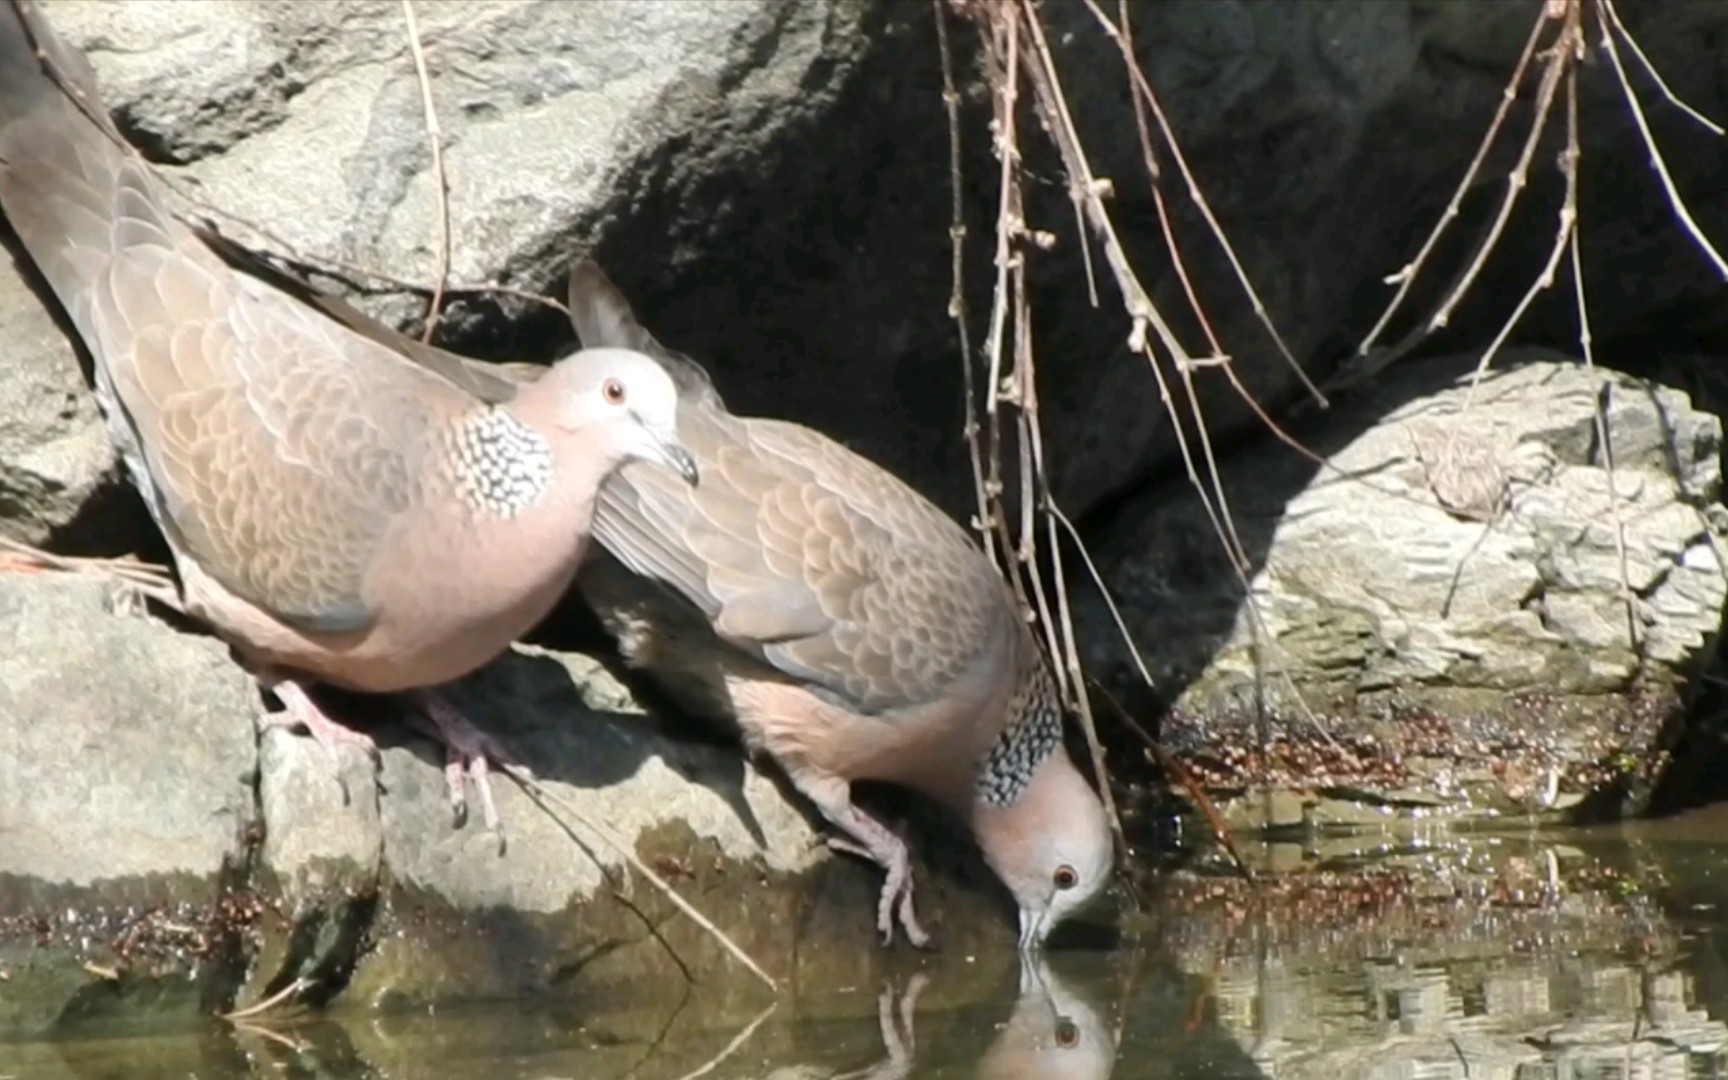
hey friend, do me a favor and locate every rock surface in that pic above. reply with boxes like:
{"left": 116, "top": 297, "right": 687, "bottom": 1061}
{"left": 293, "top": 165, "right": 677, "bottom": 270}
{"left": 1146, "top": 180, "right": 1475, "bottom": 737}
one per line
{"left": 11, "top": 0, "right": 1728, "bottom": 529}
{"left": 0, "top": 259, "right": 120, "bottom": 547}
{"left": 1082, "top": 351, "right": 1728, "bottom": 829}
{"left": 7, "top": 0, "right": 1728, "bottom": 1028}
{"left": 0, "top": 573, "right": 1015, "bottom": 1037}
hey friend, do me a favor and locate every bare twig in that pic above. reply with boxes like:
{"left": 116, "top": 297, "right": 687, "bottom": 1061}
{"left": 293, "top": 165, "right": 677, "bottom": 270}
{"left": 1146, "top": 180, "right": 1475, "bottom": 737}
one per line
{"left": 1566, "top": 71, "right": 1639, "bottom": 649}
{"left": 933, "top": 0, "right": 999, "bottom": 564}
{"left": 1088, "top": 679, "right": 1251, "bottom": 880}
{"left": 979, "top": 0, "right": 1031, "bottom": 605}
{"left": 1088, "top": 0, "right": 1326, "bottom": 408}
{"left": 1423, "top": 3, "right": 1573, "bottom": 337}
{"left": 229, "top": 1020, "right": 310, "bottom": 1053}
{"left": 1354, "top": 7, "right": 1551, "bottom": 358}
{"left": 672, "top": 1001, "right": 778, "bottom": 1080}
{"left": 401, "top": 0, "right": 453, "bottom": 342}
{"left": 220, "top": 977, "right": 310, "bottom": 1021}
{"left": 1049, "top": 506, "right": 1155, "bottom": 690}
{"left": 1459, "top": 5, "right": 1585, "bottom": 401}
{"left": 1598, "top": 0, "right": 1724, "bottom": 136}
{"left": 503, "top": 768, "right": 778, "bottom": 992}
{"left": 1108, "top": 0, "right": 1341, "bottom": 460}
{"left": 1595, "top": 0, "right": 1728, "bottom": 278}
{"left": 970, "top": 0, "right": 1133, "bottom": 864}
{"left": 1010, "top": 0, "right": 1344, "bottom": 753}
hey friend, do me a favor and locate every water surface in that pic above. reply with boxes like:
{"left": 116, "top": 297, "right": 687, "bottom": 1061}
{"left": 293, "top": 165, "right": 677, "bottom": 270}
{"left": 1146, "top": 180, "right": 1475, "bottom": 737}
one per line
{"left": 9, "top": 807, "right": 1728, "bottom": 1079}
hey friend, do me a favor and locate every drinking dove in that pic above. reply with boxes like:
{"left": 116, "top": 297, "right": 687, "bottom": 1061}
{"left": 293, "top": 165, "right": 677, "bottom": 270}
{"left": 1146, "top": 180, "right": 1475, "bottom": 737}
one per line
{"left": 0, "top": 0, "right": 699, "bottom": 834}
{"left": 569, "top": 264, "right": 1115, "bottom": 949}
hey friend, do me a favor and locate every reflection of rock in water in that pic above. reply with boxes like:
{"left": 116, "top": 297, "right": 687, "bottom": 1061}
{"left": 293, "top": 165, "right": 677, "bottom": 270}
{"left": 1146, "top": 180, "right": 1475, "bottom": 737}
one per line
{"left": 1154, "top": 833, "right": 1728, "bottom": 1078}
{"left": 976, "top": 957, "right": 1119, "bottom": 1080}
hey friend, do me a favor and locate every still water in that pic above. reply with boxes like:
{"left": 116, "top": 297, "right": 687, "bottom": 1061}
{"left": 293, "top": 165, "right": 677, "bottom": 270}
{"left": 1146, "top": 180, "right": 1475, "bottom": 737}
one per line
{"left": 8, "top": 808, "right": 1728, "bottom": 1079}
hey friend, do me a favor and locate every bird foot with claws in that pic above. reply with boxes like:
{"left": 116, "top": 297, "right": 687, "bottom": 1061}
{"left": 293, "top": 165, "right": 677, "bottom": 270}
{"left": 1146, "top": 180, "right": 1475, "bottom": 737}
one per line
{"left": 828, "top": 817, "right": 933, "bottom": 950}
{"left": 259, "top": 679, "right": 381, "bottom": 809}
{"left": 262, "top": 680, "right": 381, "bottom": 766}
{"left": 409, "top": 690, "right": 531, "bottom": 851}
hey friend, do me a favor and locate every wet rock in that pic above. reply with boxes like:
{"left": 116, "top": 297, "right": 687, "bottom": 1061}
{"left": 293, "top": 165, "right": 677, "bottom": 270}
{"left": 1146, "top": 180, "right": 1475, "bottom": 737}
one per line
{"left": 345, "top": 646, "right": 1014, "bottom": 1010}
{"left": 0, "top": 574, "right": 258, "bottom": 1038}
{"left": 1084, "top": 351, "right": 1728, "bottom": 828}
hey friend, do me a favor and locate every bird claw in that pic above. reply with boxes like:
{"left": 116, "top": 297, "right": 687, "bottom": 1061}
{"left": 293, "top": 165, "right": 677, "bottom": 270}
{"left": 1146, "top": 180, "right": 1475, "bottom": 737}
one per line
{"left": 257, "top": 681, "right": 380, "bottom": 809}
{"left": 412, "top": 692, "right": 529, "bottom": 855}
{"left": 827, "top": 833, "right": 932, "bottom": 950}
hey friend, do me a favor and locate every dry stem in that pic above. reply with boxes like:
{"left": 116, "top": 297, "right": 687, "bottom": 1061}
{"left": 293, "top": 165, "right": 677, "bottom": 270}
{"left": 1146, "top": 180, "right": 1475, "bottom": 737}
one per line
{"left": 1353, "top": 10, "right": 1550, "bottom": 364}
{"left": 400, "top": 0, "right": 454, "bottom": 342}
{"left": 504, "top": 768, "right": 778, "bottom": 993}
{"left": 672, "top": 1001, "right": 778, "bottom": 1080}
{"left": 933, "top": 0, "right": 998, "bottom": 566}
{"left": 1594, "top": 0, "right": 1728, "bottom": 278}
{"left": 220, "top": 977, "right": 310, "bottom": 1021}
{"left": 1087, "top": 0, "right": 1327, "bottom": 409}
{"left": 955, "top": 0, "right": 1353, "bottom": 871}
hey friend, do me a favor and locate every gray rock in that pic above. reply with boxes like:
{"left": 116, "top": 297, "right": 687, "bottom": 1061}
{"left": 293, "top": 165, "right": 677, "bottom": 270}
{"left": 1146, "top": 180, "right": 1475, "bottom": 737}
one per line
{"left": 1082, "top": 351, "right": 1728, "bottom": 825}
{"left": 0, "top": 574, "right": 258, "bottom": 1037}
{"left": 0, "top": 575, "right": 257, "bottom": 885}
{"left": 36, "top": 0, "right": 874, "bottom": 328}
{"left": 28, "top": 0, "right": 1728, "bottom": 529}
{"left": 0, "top": 574, "right": 1013, "bottom": 1028}
{"left": 0, "top": 261, "right": 118, "bottom": 546}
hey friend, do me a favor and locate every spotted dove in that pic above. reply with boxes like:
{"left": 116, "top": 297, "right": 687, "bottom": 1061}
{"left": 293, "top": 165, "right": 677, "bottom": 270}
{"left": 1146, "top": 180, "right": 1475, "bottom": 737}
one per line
{"left": 0, "top": 0, "right": 699, "bottom": 833}
{"left": 569, "top": 264, "right": 1114, "bottom": 949}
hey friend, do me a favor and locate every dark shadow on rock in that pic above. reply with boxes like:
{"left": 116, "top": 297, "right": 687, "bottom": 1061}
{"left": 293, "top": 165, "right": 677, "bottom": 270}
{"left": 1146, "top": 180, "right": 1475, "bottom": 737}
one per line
{"left": 0, "top": 222, "right": 161, "bottom": 561}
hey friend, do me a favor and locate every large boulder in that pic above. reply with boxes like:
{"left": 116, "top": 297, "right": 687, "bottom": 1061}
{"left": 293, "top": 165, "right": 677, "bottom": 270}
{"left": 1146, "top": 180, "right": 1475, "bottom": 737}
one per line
{"left": 15, "top": 1, "right": 1728, "bottom": 531}
{"left": 1082, "top": 351, "right": 1728, "bottom": 829}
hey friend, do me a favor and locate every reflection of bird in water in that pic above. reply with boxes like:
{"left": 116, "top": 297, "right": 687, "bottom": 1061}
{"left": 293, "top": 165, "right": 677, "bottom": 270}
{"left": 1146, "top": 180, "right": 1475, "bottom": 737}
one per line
{"left": 977, "top": 957, "right": 1120, "bottom": 1080}
{"left": 830, "top": 974, "right": 928, "bottom": 1080}
{"left": 768, "top": 958, "right": 1118, "bottom": 1080}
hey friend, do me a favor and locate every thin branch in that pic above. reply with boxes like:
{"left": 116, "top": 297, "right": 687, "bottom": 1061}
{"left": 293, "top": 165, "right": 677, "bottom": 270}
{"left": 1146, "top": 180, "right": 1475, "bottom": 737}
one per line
{"left": 229, "top": 1020, "right": 309, "bottom": 1053}
{"left": 671, "top": 1001, "right": 778, "bottom": 1080}
{"left": 933, "top": 0, "right": 998, "bottom": 565}
{"left": 1459, "top": 7, "right": 1585, "bottom": 403}
{"left": 1049, "top": 505, "right": 1155, "bottom": 690}
{"left": 1090, "top": 0, "right": 1327, "bottom": 408}
{"left": 1595, "top": 0, "right": 1728, "bottom": 278}
{"left": 503, "top": 768, "right": 778, "bottom": 993}
{"left": 1088, "top": 678, "right": 1251, "bottom": 880}
{"left": 1423, "top": 6, "right": 1573, "bottom": 335}
{"left": 1566, "top": 73, "right": 1639, "bottom": 650}
{"left": 1004, "top": 0, "right": 1343, "bottom": 756}
{"left": 979, "top": 1, "right": 1031, "bottom": 605}
{"left": 1598, "top": 0, "right": 1724, "bottom": 136}
{"left": 400, "top": 0, "right": 453, "bottom": 343}
{"left": 220, "top": 977, "right": 309, "bottom": 1021}
{"left": 1355, "top": 8, "right": 1551, "bottom": 356}
{"left": 1046, "top": 507, "right": 1132, "bottom": 869}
